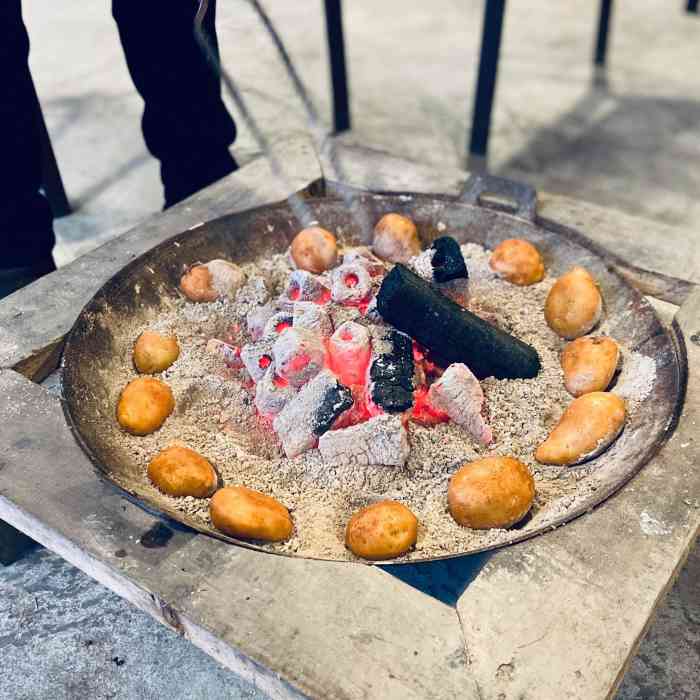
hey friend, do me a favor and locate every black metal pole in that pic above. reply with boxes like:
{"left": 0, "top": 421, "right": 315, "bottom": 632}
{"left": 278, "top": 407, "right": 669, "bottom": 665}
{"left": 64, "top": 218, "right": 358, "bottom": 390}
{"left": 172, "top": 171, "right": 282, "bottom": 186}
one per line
{"left": 594, "top": 0, "right": 614, "bottom": 66}
{"left": 687, "top": 0, "right": 699, "bottom": 13}
{"left": 468, "top": 0, "right": 506, "bottom": 166}
{"left": 323, "top": 0, "right": 350, "bottom": 133}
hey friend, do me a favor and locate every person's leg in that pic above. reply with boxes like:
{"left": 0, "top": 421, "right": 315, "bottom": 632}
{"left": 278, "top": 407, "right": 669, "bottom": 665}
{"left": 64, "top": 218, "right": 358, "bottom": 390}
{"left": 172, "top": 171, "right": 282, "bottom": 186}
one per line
{"left": 112, "top": 0, "right": 238, "bottom": 208}
{"left": 0, "top": 1, "right": 56, "bottom": 298}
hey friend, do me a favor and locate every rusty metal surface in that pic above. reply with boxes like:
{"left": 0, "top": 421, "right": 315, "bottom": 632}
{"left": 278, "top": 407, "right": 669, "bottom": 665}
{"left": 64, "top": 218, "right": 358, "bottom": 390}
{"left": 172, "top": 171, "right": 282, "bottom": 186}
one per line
{"left": 61, "top": 190, "right": 686, "bottom": 563}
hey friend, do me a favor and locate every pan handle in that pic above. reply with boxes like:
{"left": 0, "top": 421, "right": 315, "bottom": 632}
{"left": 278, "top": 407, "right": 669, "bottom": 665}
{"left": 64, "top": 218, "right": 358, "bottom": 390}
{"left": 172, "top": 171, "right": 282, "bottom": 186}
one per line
{"left": 459, "top": 173, "right": 538, "bottom": 223}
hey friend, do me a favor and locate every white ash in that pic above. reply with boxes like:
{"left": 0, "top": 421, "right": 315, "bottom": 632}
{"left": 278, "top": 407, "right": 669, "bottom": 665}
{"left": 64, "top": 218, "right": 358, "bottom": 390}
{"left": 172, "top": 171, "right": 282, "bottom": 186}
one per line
{"left": 293, "top": 301, "right": 333, "bottom": 337}
{"left": 240, "top": 336, "right": 275, "bottom": 382}
{"left": 234, "top": 276, "right": 269, "bottom": 316}
{"left": 204, "top": 260, "right": 246, "bottom": 298}
{"left": 263, "top": 310, "right": 293, "bottom": 337}
{"left": 329, "top": 263, "right": 372, "bottom": 305}
{"left": 613, "top": 349, "right": 656, "bottom": 405}
{"left": 255, "top": 366, "right": 297, "bottom": 416}
{"left": 341, "top": 246, "right": 386, "bottom": 276}
{"left": 428, "top": 363, "right": 493, "bottom": 445}
{"left": 319, "top": 414, "right": 409, "bottom": 467}
{"left": 246, "top": 303, "right": 276, "bottom": 340}
{"left": 279, "top": 270, "right": 329, "bottom": 307}
{"left": 328, "top": 304, "right": 363, "bottom": 328}
{"left": 408, "top": 248, "right": 435, "bottom": 280}
{"left": 273, "top": 370, "right": 343, "bottom": 458}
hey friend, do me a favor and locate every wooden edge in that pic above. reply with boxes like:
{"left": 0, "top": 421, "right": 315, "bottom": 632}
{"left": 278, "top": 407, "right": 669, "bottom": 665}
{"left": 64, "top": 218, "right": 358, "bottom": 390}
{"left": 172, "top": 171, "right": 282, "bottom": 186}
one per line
{"left": 454, "top": 287, "right": 700, "bottom": 700}
{"left": 0, "top": 490, "right": 306, "bottom": 700}
{"left": 607, "top": 293, "right": 700, "bottom": 697}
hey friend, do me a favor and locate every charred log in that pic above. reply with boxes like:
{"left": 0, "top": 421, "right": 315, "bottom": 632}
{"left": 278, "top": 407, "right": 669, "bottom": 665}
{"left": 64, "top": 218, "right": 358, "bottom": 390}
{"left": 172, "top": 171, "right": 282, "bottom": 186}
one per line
{"left": 376, "top": 265, "right": 541, "bottom": 379}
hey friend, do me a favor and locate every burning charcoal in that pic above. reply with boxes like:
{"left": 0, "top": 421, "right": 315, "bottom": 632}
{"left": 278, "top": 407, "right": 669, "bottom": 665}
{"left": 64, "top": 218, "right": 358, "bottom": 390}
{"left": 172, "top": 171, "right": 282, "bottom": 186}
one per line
{"left": 364, "top": 296, "right": 382, "bottom": 323}
{"left": 293, "top": 301, "right": 333, "bottom": 337}
{"left": 327, "top": 321, "right": 371, "bottom": 386}
{"left": 279, "top": 270, "right": 330, "bottom": 308}
{"left": 430, "top": 236, "right": 468, "bottom": 283}
{"left": 240, "top": 336, "right": 275, "bottom": 382}
{"left": 377, "top": 264, "right": 540, "bottom": 380}
{"left": 318, "top": 415, "right": 410, "bottom": 467}
{"left": 428, "top": 363, "right": 493, "bottom": 445}
{"left": 272, "top": 327, "right": 325, "bottom": 388}
{"left": 206, "top": 339, "right": 242, "bottom": 368}
{"left": 273, "top": 370, "right": 353, "bottom": 458}
{"left": 246, "top": 304, "right": 276, "bottom": 341}
{"left": 263, "top": 311, "right": 294, "bottom": 337}
{"left": 330, "top": 263, "right": 373, "bottom": 306}
{"left": 255, "top": 367, "right": 297, "bottom": 416}
{"left": 368, "top": 328, "right": 415, "bottom": 413}
{"left": 342, "top": 246, "right": 386, "bottom": 276}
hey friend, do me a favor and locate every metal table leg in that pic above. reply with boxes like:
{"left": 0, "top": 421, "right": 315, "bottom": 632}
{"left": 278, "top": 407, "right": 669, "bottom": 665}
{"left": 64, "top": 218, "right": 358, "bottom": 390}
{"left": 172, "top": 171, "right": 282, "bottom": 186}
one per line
{"left": 594, "top": 0, "right": 614, "bottom": 66}
{"left": 468, "top": 0, "right": 506, "bottom": 171}
{"left": 323, "top": 0, "right": 350, "bottom": 133}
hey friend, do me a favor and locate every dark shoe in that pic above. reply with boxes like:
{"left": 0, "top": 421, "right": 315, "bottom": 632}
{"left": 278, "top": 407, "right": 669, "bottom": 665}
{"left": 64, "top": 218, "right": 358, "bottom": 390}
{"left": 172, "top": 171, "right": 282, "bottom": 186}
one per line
{"left": 0, "top": 257, "right": 56, "bottom": 300}
{"left": 162, "top": 151, "right": 238, "bottom": 209}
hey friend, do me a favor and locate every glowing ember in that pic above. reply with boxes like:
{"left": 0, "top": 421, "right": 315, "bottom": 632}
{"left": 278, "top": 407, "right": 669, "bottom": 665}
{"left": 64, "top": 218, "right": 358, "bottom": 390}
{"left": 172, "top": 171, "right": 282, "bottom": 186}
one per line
{"left": 411, "top": 386, "right": 449, "bottom": 426}
{"left": 258, "top": 354, "right": 272, "bottom": 369}
{"left": 229, "top": 234, "right": 498, "bottom": 461}
{"left": 327, "top": 322, "right": 371, "bottom": 387}
{"left": 272, "top": 374, "right": 289, "bottom": 388}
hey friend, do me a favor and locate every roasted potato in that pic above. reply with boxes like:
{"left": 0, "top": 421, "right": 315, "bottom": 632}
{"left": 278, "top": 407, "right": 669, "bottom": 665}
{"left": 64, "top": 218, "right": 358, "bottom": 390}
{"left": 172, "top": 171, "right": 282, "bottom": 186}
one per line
{"left": 489, "top": 238, "right": 545, "bottom": 286}
{"left": 116, "top": 376, "right": 175, "bottom": 435}
{"left": 535, "top": 392, "right": 626, "bottom": 466}
{"left": 345, "top": 500, "right": 418, "bottom": 560}
{"left": 544, "top": 266, "right": 602, "bottom": 339}
{"left": 448, "top": 456, "right": 535, "bottom": 529}
{"left": 210, "top": 486, "right": 293, "bottom": 542}
{"left": 133, "top": 330, "right": 180, "bottom": 374}
{"left": 290, "top": 227, "right": 338, "bottom": 273}
{"left": 148, "top": 445, "right": 217, "bottom": 498}
{"left": 372, "top": 213, "right": 421, "bottom": 263}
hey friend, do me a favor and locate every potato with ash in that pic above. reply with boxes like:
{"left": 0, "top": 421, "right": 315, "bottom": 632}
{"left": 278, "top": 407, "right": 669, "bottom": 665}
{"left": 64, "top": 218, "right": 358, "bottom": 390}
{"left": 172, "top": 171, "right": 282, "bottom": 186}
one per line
{"left": 133, "top": 330, "right": 180, "bottom": 374}
{"left": 561, "top": 336, "right": 620, "bottom": 397}
{"left": 180, "top": 260, "right": 245, "bottom": 302}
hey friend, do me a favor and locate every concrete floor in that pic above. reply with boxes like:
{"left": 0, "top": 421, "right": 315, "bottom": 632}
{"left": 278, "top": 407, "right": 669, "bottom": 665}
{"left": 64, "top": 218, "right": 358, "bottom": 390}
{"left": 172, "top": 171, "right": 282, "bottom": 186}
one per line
{"left": 2, "top": 1, "right": 698, "bottom": 698}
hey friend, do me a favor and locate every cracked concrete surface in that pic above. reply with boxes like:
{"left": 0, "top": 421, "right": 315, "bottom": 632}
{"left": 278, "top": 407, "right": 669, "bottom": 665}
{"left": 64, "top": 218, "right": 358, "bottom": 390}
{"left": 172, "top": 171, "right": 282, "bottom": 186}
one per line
{"left": 3, "top": 0, "right": 698, "bottom": 697}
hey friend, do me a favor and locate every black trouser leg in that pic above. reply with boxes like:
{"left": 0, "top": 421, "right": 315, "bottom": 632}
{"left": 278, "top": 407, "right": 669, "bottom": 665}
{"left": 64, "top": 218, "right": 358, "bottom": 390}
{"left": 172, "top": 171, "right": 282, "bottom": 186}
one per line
{"left": 0, "top": 1, "right": 56, "bottom": 273}
{"left": 112, "top": 0, "right": 238, "bottom": 207}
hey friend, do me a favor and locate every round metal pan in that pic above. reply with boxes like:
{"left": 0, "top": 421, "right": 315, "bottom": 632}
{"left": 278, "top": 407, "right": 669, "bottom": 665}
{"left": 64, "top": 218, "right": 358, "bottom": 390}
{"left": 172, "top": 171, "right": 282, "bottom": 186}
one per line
{"left": 61, "top": 183, "right": 686, "bottom": 563}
